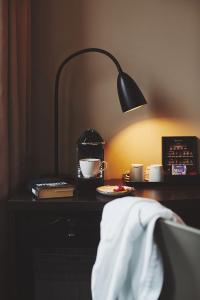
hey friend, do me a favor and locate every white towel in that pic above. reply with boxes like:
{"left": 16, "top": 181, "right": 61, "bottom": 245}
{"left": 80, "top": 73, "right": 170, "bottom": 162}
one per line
{"left": 91, "top": 196, "right": 177, "bottom": 300}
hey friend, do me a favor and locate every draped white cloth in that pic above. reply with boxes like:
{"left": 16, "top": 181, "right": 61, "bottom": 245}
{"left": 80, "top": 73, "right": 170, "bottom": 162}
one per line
{"left": 91, "top": 196, "right": 177, "bottom": 300}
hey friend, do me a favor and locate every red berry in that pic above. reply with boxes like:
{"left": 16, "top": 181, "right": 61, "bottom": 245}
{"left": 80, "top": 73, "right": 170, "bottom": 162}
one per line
{"left": 113, "top": 185, "right": 125, "bottom": 192}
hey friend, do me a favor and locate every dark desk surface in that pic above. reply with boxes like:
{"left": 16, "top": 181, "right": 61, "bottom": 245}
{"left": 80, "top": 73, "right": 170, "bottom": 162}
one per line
{"left": 7, "top": 180, "right": 200, "bottom": 300}
{"left": 8, "top": 180, "right": 200, "bottom": 213}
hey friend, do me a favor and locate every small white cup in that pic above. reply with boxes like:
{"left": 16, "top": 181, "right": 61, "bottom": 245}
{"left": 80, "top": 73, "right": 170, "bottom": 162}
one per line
{"left": 148, "top": 164, "right": 164, "bottom": 182}
{"left": 130, "top": 164, "right": 144, "bottom": 182}
{"left": 79, "top": 158, "right": 107, "bottom": 178}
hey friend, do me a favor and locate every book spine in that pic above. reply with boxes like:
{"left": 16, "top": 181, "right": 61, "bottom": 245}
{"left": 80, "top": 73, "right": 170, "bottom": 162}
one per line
{"left": 32, "top": 188, "right": 39, "bottom": 197}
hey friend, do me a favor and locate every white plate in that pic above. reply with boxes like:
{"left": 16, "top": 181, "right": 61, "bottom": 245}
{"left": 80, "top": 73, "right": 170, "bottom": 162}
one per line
{"left": 96, "top": 185, "right": 134, "bottom": 196}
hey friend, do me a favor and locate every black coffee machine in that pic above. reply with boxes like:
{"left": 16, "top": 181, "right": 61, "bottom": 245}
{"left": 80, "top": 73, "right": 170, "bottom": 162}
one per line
{"left": 76, "top": 129, "right": 105, "bottom": 194}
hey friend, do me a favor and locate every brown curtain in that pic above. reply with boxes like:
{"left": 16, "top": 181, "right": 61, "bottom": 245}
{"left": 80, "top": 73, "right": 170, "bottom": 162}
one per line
{"left": 0, "top": 0, "right": 31, "bottom": 298}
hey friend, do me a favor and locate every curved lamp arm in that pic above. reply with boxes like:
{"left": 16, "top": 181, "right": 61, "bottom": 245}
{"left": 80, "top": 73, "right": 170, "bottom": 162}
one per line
{"left": 54, "top": 47, "right": 146, "bottom": 176}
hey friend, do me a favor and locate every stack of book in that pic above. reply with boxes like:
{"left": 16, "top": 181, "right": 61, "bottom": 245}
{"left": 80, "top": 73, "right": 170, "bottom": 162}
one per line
{"left": 31, "top": 180, "right": 75, "bottom": 199}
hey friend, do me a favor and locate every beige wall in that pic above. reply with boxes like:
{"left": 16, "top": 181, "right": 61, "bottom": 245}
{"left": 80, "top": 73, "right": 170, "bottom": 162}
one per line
{"left": 31, "top": 0, "right": 200, "bottom": 179}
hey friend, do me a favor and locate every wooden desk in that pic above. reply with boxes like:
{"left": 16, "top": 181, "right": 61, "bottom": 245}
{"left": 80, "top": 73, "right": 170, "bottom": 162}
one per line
{"left": 8, "top": 181, "right": 200, "bottom": 227}
{"left": 7, "top": 181, "right": 200, "bottom": 300}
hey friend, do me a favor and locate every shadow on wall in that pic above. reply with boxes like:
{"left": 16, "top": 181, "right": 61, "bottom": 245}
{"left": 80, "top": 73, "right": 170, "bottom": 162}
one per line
{"left": 149, "top": 87, "right": 186, "bottom": 119}
{"left": 31, "top": 0, "right": 92, "bottom": 177}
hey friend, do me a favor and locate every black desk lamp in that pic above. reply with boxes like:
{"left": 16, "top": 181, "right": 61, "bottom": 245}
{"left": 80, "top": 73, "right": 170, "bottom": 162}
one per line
{"left": 54, "top": 48, "right": 147, "bottom": 176}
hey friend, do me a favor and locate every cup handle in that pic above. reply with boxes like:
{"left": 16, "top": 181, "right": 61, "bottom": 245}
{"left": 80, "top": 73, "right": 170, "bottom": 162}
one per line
{"left": 100, "top": 161, "right": 107, "bottom": 172}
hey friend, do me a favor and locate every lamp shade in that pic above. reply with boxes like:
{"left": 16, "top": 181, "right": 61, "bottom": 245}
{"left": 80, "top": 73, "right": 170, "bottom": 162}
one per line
{"left": 117, "top": 72, "right": 147, "bottom": 112}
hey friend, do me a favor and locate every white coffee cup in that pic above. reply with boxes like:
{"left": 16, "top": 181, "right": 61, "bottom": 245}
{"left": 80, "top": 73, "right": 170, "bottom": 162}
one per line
{"left": 130, "top": 164, "right": 144, "bottom": 182}
{"left": 79, "top": 158, "right": 107, "bottom": 178}
{"left": 148, "top": 164, "right": 164, "bottom": 182}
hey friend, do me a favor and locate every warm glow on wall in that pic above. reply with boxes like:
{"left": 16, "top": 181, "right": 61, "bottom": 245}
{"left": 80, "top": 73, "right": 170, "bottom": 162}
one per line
{"left": 105, "top": 118, "right": 199, "bottom": 179}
